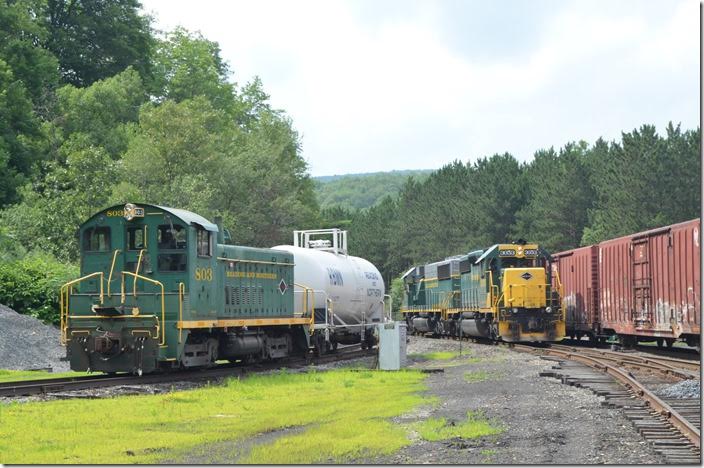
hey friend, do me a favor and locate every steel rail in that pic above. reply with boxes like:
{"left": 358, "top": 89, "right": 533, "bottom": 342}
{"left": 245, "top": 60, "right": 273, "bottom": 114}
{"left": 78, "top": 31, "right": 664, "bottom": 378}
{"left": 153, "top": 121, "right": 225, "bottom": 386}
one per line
{"left": 514, "top": 344, "right": 700, "bottom": 449}
{"left": 0, "top": 347, "right": 375, "bottom": 399}
{"left": 549, "top": 344, "right": 699, "bottom": 380}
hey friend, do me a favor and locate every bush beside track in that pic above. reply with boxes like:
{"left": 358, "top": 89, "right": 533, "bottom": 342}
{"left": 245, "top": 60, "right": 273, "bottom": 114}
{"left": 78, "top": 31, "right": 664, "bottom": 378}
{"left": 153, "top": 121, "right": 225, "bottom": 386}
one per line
{"left": 0, "top": 254, "right": 78, "bottom": 325}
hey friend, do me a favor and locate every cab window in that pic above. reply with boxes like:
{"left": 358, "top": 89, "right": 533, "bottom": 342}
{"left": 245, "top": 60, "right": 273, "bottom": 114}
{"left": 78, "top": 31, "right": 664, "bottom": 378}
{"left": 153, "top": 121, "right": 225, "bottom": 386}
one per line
{"left": 83, "top": 226, "right": 111, "bottom": 252}
{"left": 501, "top": 258, "right": 534, "bottom": 268}
{"left": 127, "top": 226, "right": 145, "bottom": 250}
{"left": 158, "top": 254, "right": 187, "bottom": 272}
{"left": 197, "top": 228, "right": 211, "bottom": 257}
{"left": 157, "top": 225, "right": 186, "bottom": 250}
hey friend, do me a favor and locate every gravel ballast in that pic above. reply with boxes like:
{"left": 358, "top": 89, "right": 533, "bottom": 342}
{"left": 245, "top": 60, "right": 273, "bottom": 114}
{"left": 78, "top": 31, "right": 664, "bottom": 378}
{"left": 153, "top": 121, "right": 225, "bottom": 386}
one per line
{"left": 656, "top": 379, "right": 700, "bottom": 399}
{"left": 356, "top": 336, "right": 664, "bottom": 464}
{"left": 0, "top": 304, "right": 70, "bottom": 372}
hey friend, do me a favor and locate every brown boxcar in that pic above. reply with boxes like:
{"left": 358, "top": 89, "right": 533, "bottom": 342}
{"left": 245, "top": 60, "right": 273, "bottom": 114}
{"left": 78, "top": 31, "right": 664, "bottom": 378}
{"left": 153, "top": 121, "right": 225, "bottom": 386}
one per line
{"left": 552, "top": 245, "right": 599, "bottom": 340}
{"left": 597, "top": 219, "right": 700, "bottom": 347}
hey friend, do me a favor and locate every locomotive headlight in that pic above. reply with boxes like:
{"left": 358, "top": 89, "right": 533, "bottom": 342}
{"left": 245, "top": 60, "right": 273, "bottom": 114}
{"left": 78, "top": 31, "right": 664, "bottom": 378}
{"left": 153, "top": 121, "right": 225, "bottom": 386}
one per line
{"left": 545, "top": 306, "right": 552, "bottom": 314}
{"left": 512, "top": 307, "right": 518, "bottom": 313}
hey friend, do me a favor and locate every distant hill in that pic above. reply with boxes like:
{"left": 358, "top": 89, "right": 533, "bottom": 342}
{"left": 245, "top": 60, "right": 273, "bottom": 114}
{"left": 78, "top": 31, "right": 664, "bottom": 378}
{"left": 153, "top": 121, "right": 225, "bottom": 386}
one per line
{"left": 314, "top": 169, "right": 433, "bottom": 210}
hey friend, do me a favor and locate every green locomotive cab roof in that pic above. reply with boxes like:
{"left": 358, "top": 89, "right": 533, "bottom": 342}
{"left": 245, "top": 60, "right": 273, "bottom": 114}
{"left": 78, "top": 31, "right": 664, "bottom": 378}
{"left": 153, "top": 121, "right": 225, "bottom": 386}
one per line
{"left": 80, "top": 203, "right": 219, "bottom": 233}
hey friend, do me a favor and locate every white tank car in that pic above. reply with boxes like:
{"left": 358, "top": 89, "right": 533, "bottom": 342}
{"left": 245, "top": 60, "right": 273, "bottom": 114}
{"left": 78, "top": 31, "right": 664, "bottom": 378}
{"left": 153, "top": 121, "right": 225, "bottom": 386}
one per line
{"left": 272, "top": 229, "right": 385, "bottom": 344}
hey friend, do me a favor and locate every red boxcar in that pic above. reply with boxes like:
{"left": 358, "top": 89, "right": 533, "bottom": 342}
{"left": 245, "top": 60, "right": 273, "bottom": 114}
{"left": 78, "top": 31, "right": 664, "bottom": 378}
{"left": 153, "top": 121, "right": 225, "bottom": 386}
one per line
{"left": 553, "top": 218, "right": 700, "bottom": 347}
{"left": 598, "top": 219, "right": 700, "bottom": 346}
{"left": 552, "top": 245, "right": 599, "bottom": 340}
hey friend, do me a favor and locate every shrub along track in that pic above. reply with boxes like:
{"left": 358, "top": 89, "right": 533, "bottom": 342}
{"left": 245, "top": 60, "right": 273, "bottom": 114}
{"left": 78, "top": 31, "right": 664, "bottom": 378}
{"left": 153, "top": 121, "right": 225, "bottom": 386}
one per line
{"left": 0, "top": 346, "right": 375, "bottom": 398}
{"left": 512, "top": 343, "right": 700, "bottom": 464}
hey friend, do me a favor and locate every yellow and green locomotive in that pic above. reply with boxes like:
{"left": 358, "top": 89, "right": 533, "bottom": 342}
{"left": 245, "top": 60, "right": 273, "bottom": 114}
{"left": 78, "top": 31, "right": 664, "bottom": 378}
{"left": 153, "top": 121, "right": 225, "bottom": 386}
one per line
{"left": 61, "top": 203, "right": 385, "bottom": 375}
{"left": 401, "top": 241, "right": 565, "bottom": 342}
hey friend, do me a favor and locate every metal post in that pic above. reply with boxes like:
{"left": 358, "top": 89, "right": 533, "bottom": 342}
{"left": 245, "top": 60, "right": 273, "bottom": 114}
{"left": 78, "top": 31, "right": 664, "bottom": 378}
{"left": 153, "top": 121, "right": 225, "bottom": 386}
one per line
{"left": 459, "top": 320, "right": 463, "bottom": 356}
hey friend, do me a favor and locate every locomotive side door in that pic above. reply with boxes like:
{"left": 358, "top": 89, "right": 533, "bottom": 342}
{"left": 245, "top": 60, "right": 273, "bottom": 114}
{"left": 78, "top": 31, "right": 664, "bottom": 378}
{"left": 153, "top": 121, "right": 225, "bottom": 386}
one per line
{"left": 191, "top": 225, "right": 217, "bottom": 319}
{"left": 124, "top": 221, "right": 151, "bottom": 292}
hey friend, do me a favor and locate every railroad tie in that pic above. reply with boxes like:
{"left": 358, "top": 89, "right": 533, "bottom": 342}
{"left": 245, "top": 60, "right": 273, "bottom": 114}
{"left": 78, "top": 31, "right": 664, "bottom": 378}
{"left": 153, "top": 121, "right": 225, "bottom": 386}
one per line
{"left": 539, "top": 358, "right": 700, "bottom": 465}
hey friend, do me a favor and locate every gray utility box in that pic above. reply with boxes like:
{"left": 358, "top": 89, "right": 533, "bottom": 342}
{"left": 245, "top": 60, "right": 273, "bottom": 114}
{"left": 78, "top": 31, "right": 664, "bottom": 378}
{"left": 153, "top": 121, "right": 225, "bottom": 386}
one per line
{"left": 378, "top": 321, "right": 407, "bottom": 370}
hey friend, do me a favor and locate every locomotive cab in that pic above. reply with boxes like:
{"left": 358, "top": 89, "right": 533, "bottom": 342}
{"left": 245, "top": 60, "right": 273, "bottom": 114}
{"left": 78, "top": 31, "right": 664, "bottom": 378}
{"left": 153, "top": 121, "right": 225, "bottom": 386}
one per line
{"left": 483, "top": 243, "right": 564, "bottom": 341}
{"left": 63, "top": 203, "right": 219, "bottom": 374}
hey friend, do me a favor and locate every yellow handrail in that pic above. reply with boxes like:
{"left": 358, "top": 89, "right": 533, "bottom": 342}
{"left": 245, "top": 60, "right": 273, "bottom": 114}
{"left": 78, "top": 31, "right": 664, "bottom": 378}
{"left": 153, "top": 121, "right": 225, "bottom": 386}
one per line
{"left": 178, "top": 282, "right": 185, "bottom": 343}
{"left": 133, "top": 249, "right": 147, "bottom": 296}
{"left": 107, "top": 249, "right": 121, "bottom": 297}
{"left": 60, "top": 271, "right": 104, "bottom": 344}
{"left": 294, "top": 282, "right": 316, "bottom": 334}
{"left": 121, "top": 271, "right": 165, "bottom": 345}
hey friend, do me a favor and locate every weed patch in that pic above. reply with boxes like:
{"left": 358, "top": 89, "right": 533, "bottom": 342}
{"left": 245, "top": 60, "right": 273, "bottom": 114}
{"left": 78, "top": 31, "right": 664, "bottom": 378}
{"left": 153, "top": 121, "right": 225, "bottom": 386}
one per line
{"left": 0, "top": 369, "right": 427, "bottom": 464}
{"left": 417, "top": 411, "right": 502, "bottom": 442}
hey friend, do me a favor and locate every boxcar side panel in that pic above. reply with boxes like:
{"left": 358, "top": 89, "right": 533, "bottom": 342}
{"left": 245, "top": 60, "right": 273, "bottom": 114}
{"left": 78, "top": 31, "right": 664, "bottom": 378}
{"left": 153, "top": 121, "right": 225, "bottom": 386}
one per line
{"left": 598, "top": 219, "right": 700, "bottom": 339}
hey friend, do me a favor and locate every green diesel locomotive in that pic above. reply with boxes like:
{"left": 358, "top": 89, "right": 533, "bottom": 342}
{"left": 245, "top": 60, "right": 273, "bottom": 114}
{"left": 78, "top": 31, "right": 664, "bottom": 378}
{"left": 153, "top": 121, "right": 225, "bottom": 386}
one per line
{"left": 401, "top": 241, "right": 565, "bottom": 342}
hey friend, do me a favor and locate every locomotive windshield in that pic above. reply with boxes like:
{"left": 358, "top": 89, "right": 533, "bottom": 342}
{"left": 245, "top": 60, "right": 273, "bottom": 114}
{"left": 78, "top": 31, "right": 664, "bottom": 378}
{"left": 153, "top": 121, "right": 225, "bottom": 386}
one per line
{"left": 157, "top": 224, "right": 186, "bottom": 249}
{"left": 127, "top": 226, "right": 145, "bottom": 250}
{"left": 501, "top": 257, "right": 535, "bottom": 268}
{"left": 82, "top": 226, "right": 111, "bottom": 252}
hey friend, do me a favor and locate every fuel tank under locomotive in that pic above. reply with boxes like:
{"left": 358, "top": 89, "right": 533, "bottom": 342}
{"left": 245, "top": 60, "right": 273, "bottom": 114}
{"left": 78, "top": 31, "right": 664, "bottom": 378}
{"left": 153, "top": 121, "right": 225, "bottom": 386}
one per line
{"left": 271, "top": 245, "right": 385, "bottom": 344}
{"left": 459, "top": 313, "right": 492, "bottom": 338}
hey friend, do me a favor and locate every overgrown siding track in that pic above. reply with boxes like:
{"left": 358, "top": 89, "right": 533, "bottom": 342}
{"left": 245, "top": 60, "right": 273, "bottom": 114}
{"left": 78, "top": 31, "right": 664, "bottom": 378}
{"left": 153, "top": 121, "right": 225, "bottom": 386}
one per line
{"left": 515, "top": 344, "right": 701, "bottom": 464}
{"left": 0, "top": 347, "right": 375, "bottom": 398}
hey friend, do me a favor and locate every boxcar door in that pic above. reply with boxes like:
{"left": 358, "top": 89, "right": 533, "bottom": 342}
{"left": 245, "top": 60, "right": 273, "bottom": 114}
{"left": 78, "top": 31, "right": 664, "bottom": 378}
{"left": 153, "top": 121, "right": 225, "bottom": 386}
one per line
{"left": 631, "top": 238, "right": 652, "bottom": 325}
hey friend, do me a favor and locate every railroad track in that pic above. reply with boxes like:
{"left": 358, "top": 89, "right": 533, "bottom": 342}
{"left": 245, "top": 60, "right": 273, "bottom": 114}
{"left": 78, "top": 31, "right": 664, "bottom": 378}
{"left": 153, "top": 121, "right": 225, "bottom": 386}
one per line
{"left": 0, "top": 347, "right": 376, "bottom": 398}
{"left": 513, "top": 343, "right": 700, "bottom": 464}
{"left": 548, "top": 344, "right": 700, "bottom": 380}
{"left": 559, "top": 337, "right": 700, "bottom": 360}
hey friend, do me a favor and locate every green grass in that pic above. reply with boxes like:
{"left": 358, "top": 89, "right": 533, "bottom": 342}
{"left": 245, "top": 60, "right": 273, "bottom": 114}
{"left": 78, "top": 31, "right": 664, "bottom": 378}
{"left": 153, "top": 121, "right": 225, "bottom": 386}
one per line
{"left": 0, "top": 369, "right": 428, "bottom": 464}
{"left": 416, "top": 411, "right": 502, "bottom": 442}
{"left": 463, "top": 370, "right": 492, "bottom": 383}
{"left": 0, "top": 369, "right": 90, "bottom": 384}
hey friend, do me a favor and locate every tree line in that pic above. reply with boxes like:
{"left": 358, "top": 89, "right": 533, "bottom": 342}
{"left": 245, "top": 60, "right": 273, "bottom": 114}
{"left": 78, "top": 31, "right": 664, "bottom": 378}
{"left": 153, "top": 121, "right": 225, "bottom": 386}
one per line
{"left": 0, "top": 0, "right": 319, "bottom": 263}
{"left": 338, "top": 125, "right": 700, "bottom": 287}
{"left": 315, "top": 170, "right": 432, "bottom": 210}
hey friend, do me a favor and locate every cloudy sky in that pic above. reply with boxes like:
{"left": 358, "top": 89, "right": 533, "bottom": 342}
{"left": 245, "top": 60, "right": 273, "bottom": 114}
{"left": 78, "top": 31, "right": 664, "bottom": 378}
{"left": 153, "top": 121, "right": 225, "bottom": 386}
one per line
{"left": 141, "top": 0, "right": 699, "bottom": 176}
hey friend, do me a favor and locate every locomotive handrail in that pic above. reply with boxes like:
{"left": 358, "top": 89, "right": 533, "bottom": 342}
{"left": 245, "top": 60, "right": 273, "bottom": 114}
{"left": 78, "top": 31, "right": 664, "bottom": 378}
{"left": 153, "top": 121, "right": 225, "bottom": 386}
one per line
{"left": 133, "top": 249, "right": 147, "bottom": 295}
{"left": 107, "top": 249, "right": 121, "bottom": 297}
{"left": 293, "top": 282, "right": 316, "bottom": 333}
{"left": 178, "top": 282, "right": 185, "bottom": 343}
{"left": 60, "top": 271, "right": 105, "bottom": 344}
{"left": 121, "top": 271, "right": 165, "bottom": 345}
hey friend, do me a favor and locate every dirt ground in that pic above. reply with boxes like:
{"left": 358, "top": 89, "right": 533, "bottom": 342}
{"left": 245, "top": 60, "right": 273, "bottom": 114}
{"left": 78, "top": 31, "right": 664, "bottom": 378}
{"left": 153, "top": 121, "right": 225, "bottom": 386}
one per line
{"left": 354, "top": 336, "right": 664, "bottom": 464}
